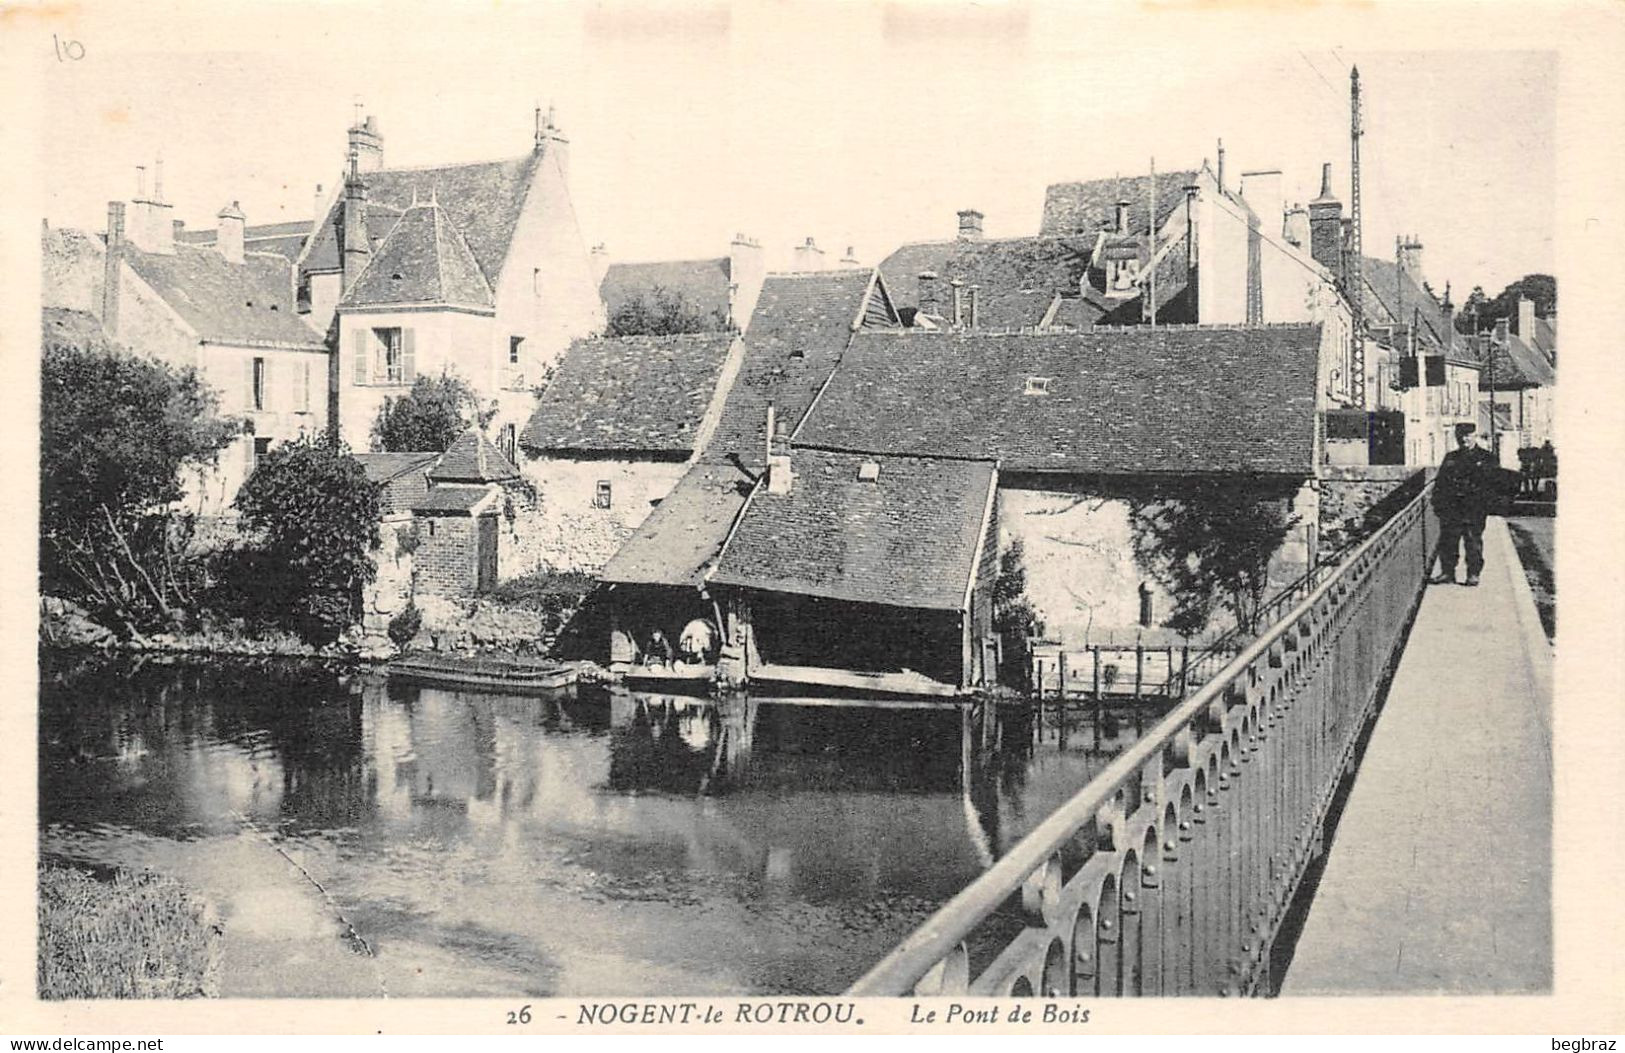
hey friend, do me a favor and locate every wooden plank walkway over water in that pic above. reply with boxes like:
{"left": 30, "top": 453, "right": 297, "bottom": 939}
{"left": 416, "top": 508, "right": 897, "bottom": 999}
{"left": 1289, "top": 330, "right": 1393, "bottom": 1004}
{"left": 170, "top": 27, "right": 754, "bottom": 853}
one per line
{"left": 1281, "top": 518, "right": 1553, "bottom": 995}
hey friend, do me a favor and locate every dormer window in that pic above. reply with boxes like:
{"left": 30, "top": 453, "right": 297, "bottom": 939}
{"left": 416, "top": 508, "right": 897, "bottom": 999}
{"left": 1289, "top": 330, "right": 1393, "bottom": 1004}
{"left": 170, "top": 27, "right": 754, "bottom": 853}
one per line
{"left": 1025, "top": 376, "right": 1051, "bottom": 396}
{"left": 1107, "top": 258, "right": 1138, "bottom": 294}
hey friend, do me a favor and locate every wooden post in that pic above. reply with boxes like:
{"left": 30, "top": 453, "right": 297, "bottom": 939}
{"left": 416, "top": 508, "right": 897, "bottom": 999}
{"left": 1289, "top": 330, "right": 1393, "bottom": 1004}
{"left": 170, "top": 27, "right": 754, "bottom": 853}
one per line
{"left": 1180, "top": 643, "right": 1191, "bottom": 699}
{"left": 1134, "top": 642, "right": 1145, "bottom": 735}
{"left": 1092, "top": 645, "right": 1102, "bottom": 750}
{"left": 1058, "top": 650, "right": 1069, "bottom": 749}
{"left": 1035, "top": 657, "right": 1045, "bottom": 746}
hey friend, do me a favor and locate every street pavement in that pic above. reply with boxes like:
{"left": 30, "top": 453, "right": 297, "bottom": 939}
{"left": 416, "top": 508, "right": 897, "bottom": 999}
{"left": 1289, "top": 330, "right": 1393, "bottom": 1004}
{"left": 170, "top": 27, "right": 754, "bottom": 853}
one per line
{"left": 1280, "top": 517, "right": 1553, "bottom": 995}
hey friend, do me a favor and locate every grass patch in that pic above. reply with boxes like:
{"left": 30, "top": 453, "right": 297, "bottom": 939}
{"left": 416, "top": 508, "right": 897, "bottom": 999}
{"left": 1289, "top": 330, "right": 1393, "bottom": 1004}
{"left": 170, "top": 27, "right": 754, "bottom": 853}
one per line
{"left": 1506, "top": 520, "right": 1556, "bottom": 641}
{"left": 38, "top": 862, "right": 223, "bottom": 999}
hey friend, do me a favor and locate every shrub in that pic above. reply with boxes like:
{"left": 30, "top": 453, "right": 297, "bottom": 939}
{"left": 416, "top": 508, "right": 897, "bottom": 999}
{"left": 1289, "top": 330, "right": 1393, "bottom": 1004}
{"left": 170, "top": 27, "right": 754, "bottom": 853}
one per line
{"left": 388, "top": 603, "right": 423, "bottom": 646}
{"left": 38, "top": 863, "right": 222, "bottom": 999}
{"left": 487, "top": 569, "right": 597, "bottom": 635}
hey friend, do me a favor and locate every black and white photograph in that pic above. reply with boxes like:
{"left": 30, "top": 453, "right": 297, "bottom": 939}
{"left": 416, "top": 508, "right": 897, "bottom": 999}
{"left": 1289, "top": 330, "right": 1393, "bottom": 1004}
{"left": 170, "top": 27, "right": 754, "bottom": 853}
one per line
{"left": 4, "top": 0, "right": 1621, "bottom": 1040}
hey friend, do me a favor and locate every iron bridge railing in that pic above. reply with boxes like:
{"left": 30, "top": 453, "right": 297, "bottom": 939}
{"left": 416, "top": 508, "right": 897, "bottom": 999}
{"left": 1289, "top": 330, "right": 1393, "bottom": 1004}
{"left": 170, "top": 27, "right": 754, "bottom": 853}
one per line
{"left": 849, "top": 481, "right": 1436, "bottom": 997}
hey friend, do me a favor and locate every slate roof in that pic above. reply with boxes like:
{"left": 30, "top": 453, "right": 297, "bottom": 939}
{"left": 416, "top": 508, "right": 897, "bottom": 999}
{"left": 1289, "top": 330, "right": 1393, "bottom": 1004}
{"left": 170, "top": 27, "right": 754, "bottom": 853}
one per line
{"left": 600, "top": 258, "right": 732, "bottom": 323}
{"left": 1356, "top": 255, "right": 1465, "bottom": 362}
{"left": 119, "top": 243, "right": 327, "bottom": 349}
{"left": 1040, "top": 169, "right": 1201, "bottom": 237}
{"left": 303, "top": 152, "right": 544, "bottom": 285}
{"left": 413, "top": 485, "right": 496, "bottom": 514}
{"left": 1481, "top": 330, "right": 1556, "bottom": 389}
{"left": 179, "top": 220, "right": 314, "bottom": 263}
{"left": 1046, "top": 292, "right": 1112, "bottom": 330}
{"left": 340, "top": 202, "right": 494, "bottom": 309}
{"left": 699, "top": 269, "right": 878, "bottom": 470}
{"left": 599, "top": 461, "right": 756, "bottom": 587}
{"left": 519, "top": 332, "right": 738, "bottom": 454}
{"left": 876, "top": 235, "right": 1097, "bottom": 318}
{"left": 353, "top": 451, "right": 440, "bottom": 483}
{"left": 795, "top": 326, "right": 1324, "bottom": 475}
{"left": 710, "top": 450, "right": 996, "bottom": 611}
{"left": 429, "top": 429, "right": 521, "bottom": 483}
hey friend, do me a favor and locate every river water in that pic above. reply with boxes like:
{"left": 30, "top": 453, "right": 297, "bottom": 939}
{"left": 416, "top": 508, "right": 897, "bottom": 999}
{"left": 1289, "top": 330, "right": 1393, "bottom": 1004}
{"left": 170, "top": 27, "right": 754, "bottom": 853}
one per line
{"left": 38, "top": 653, "right": 1142, "bottom": 997}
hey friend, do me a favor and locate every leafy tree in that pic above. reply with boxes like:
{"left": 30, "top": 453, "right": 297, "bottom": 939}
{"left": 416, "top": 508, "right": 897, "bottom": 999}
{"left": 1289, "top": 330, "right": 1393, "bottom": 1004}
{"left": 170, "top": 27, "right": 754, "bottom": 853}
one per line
{"left": 230, "top": 434, "right": 382, "bottom": 643}
{"left": 1124, "top": 477, "right": 1302, "bottom": 637}
{"left": 40, "top": 323, "right": 239, "bottom": 635}
{"left": 370, "top": 370, "right": 496, "bottom": 453}
{"left": 1455, "top": 274, "right": 1556, "bottom": 334}
{"left": 992, "top": 538, "right": 1046, "bottom": 688}
{"left": 605, "top": 285, "right": 732, "bottom": 337}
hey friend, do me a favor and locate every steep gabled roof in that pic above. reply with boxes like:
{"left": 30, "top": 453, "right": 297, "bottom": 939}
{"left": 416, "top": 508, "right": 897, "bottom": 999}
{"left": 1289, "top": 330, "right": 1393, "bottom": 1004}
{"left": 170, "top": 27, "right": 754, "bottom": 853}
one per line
{"left": 600, "top": 258, "right": 732, "bottom": 323}
{"left": 428, "top": 429, "right": 521, "bottom": 483}
{"left": 1358, "top": 255, "right": 1458, "bottom": 355}
{"left": 519, "top": 332, "right": 738, "bottom": 455}
{"left": 119, "top": 243, "right": 326, "bottom": 349}
{"left": 1482, "top": 330, "right": 1556, "bottom": 389}
{"left": 1040, "top": 169, "right": 1201, "bottom": 237}
{"left": 352, "top": 451, "right": 441, "bottom": 483}
{"left": 599, "top": 461, "right": 756, "bottom": 587}
{"left": 876, "top": 235, "right": 1097, "bottom": 319}
{"left": 795, "top": 326, "right": 1323, "bottom": 475}
{"left": 698, "top": 269, "right": 879, "bottom": 470}
{"left": 303, "top": 152, "right": 545, "bottom": 284}
{"left": 710, "top": 450, "right": 996, "bottom": 611}
{"left": 340, "top": 202, "right": 494, "bottom": 310}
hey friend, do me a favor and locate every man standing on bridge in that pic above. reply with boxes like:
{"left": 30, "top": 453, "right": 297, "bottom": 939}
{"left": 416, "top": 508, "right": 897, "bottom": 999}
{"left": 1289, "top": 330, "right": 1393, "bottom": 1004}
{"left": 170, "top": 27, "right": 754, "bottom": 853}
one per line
{"left": 1432, "top": 422, "right": 1499, "bottom": 587}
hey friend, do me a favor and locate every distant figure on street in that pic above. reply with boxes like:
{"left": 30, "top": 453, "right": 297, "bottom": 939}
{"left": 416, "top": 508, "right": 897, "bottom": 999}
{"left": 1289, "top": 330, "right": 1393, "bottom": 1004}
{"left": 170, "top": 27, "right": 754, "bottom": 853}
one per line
{"left": 1432, "top": 422, "right": 1499, "bottom": 587}
{"left": 644, "top": 629, "right": 674, "bottom": 666}
{"left": 678, "top": 618, "right": 719, "bottom": 664}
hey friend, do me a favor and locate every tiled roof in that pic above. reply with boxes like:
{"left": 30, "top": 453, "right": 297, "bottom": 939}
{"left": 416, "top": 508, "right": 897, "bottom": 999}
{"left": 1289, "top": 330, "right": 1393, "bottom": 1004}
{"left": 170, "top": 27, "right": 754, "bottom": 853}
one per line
{"left": 698, "top": 269, "right": 877, "bottom": 470}
{"left": 519, "top": 332, "right": 738, "bottom": 454}
{"left": 340, "top": 202, "right": 494, "bottom": 309}
{"left": 710, "top": 450, "right": 996, "bottom": 611}
{"left": 877, "top": 235, "right": 1097, "bottom": 316}
{"left": 303, "top": 152, "right": 544, "bottom": 284}
{"left": 352, "top": 451, "right": 440, "bottom": 483}
{"left": 120, "top": 243, "right": 327, "bottom": 349}
{"left": 795, "top": 326, "right": 1324, "bottom": 475}
{"left": 179, "top": 220, "right": 314, "bottom": 263}
{"left": 1481, "top": 331, "right": 1556, "bottom": 389}
{"left": 1040, "top": 169, "right": 1201, "bottom": 237}
{"left": 1046, "top": 292, "right": 1112, "bottom": 330}
{"left": 413, "top": 484, "right": 496, "bottom": 514}
{"left": 1358, "top": 255, "right": 1457, "bottom": 354}
{"left": 599, "top": 461, "right": 756, "bottom": 587}
{"left": 600, "top": 258, "right": 732, "bottom": 323}
{"left": 428, "top": 429, "right": 521, "bottom": 483}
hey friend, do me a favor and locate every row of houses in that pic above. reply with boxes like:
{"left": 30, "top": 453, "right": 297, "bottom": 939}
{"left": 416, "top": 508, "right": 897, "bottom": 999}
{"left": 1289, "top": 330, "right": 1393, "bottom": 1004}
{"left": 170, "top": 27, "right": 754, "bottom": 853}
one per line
{"left": 42, "top": 109, "right": 1554, "bottom": 691}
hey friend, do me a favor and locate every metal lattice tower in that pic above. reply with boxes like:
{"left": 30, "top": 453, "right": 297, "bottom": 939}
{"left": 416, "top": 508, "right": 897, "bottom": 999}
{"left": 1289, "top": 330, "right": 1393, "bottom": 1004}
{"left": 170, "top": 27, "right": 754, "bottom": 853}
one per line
{"left": 1348, "top": 65, "right": 1366, "bottom": 405}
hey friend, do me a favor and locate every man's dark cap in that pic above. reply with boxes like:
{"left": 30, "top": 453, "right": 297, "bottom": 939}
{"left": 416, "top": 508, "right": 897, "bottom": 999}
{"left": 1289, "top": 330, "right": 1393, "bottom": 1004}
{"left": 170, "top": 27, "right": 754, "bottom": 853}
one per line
{"left": 1454, "top": 422, "right": 1476, "bottom": 436}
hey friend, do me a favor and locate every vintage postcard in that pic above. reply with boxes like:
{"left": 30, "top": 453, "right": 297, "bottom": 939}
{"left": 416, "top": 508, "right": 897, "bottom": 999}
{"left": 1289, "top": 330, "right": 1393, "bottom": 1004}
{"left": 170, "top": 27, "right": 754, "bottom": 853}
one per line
{"left": 2, "top": 0, "right": 1621, "bottom": 1040}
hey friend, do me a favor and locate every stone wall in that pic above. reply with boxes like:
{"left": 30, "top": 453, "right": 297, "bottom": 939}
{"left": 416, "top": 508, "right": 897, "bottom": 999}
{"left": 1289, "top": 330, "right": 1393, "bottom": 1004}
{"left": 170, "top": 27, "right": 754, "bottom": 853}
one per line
{"left": 514, "top": 453, "right": 688, "bottom": 573}
{"left": 362, "top": 512, "right": 417, "bottom": 638}
{"left": 1317, "top": 464, "right": 1426, "bottom": 554}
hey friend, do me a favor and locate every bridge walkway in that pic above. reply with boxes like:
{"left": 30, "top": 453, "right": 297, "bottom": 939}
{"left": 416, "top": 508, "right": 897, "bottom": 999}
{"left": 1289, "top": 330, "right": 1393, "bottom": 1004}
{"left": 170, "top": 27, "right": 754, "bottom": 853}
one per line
{"left": 1281, "top": 517, "right": 1553, "bottom": 995}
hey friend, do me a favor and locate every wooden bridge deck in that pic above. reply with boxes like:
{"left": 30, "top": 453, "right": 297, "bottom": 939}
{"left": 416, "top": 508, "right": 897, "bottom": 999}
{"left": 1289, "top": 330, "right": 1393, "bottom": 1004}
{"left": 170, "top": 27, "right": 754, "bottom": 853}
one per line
{"left": 1281, "top": 518, "right": 1553, "bottom": 995}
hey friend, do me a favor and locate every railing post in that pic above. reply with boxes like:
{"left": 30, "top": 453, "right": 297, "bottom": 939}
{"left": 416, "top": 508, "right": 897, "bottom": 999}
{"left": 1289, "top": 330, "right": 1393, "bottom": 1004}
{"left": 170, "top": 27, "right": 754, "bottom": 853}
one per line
{"left": 1092, "top": 646, "right": 1103, "bottom": 751}
{"left": 1058, "top": 649, "right": 1070, "bottom": 750}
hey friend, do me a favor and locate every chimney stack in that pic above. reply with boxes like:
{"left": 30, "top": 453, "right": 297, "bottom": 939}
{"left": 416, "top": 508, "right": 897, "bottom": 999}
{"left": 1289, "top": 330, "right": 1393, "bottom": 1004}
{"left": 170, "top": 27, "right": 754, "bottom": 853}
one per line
{"left": 1239, "top": 170, "right": 1284, "bottom": 239}
{"left": 1284, "top": 205, "right": 1310, "bottom": 248}
{"left": 917, "top": 271, "right": 942, "bottom": 320}
{"left": 1217, "top": 138, "right": 1226, "bottom": 193}
{"left": 1517, "top": 295, "right": 1535, "bottom": 337}
{"left": 792, "top": 236, "right": 826, "bottom": 272}
{"left": 102, "top": 201, "right": 125, "bottom": 335}
{"left": 950, "top": 278, "right": 965, "bottom": 327}
{"left": 341, "top": 151, "right": 371, "bottom": 291}
{"left": 1398, "top": 237, "right": 1424, "bottom": 283}
{"left": 347, "top": 114, "right": 384, "bottom": 173}
{"left": 216, "top": 201, "right": 246, "bottom": 264}
{"left": 967, "top": 284, "right": 980, "bottom": 328}
{"left": 839, "top": 245, "right": 860, "bottom": 267}
{"left": 957, "top": 209, "right": 984, "bottom": 240}
{"left": 311, "top": 183, "right": 328, "bottom": 230}
{"left": 765, "top": 403, "right": 793, "bottom": 495}
{"left": 1308, "top": 162, "right": 1343, "bottom": 276}
{"left": 126, "top": 160, "right": 175, "bottom": 255}
{"left": 1114, "top": 200, "right": 1131, "bottom": 234}
{"left": 535, "top": 104, "right": 570, "bottom": 183}
{"left": 729, "top": 233, "right": 765, "bottom": 325}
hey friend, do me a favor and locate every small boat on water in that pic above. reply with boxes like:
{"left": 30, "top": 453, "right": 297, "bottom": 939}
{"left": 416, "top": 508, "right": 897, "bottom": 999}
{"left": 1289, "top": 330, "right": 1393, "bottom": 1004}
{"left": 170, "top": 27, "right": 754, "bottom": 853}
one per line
{"left": 621, "top": 662, "right": 717, "bottom": 692}
{"left": 387, "top": 654, "right": 576, "bottom": 694}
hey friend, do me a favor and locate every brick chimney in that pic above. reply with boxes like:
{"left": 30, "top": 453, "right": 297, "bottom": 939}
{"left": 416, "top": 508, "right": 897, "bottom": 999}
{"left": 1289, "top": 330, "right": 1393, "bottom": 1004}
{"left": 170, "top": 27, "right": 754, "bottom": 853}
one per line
{"left": 102, "top": 201, "right": 125, "bottom": 335}
{"left": 216, "top": 201, "right": 246, "bottom": 264}
{"left": 917, "top": 271, "right": 942, "bottom": 319}
{"left": 792, "top": 236, "right": 826, "bottom": 272}
{"left": 348, "top": 114, "right": 384, "bottom": 173}
{"left": 1114, "top": 200, "right": 1131, "bottom": 233}
{"left": 535, "top": 105, "right": 570, "bottom": 183}
{"left": 126, "top": 161, "right": 175, "bottom": 255}
{"left": 957, "top": 209, "right": 984, "bottom": 240}
{"left": 950, "top": 279, "right": 965, "bottom": 326}
{"left": 1284, "top": 205, "right": 1310, "bottom": 248}
{"left": 729, "top": 233, "right": 765, "bottom": 326}
{"left": 1398, "top": 237, "right": 1424, "bottom": 283}
{"left": 1308, "top": 162, "right": 1343, "bottom": 276}
{"left": 839, "top": 245, "right": 860, "bottom": 267}
{"left": 340, "top": 154, "right": 371, "bottom": 292}
{"left": 765, "top": 403, "right": 792, "bottom": 495}
{"left": 1517, "top": 295, "right": 1535, "bottom": 337}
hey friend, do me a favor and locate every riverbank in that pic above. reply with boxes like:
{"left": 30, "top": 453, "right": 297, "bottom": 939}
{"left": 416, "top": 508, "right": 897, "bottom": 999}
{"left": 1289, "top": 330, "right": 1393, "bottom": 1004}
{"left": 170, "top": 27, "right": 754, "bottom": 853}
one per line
{"left": 38, "top": 862, "right": 223, "bottom": 999}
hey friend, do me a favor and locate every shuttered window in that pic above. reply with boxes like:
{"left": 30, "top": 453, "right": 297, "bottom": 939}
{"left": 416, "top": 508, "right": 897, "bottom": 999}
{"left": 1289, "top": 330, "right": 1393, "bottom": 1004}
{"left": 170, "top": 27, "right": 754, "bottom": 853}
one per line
{"left": 252, "top": 357, "right": 267, "bottom": 411}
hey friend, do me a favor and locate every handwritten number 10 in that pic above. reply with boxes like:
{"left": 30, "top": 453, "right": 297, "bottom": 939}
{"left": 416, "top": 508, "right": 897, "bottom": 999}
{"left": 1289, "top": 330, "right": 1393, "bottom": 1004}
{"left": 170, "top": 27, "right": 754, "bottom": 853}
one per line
{"left": 54, "top": 34, "right": 86, "bottom": 61}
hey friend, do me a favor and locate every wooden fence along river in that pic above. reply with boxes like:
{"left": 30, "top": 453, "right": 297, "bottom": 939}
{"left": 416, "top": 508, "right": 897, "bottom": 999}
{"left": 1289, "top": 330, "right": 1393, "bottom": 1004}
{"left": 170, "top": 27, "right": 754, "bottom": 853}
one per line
{"left": 850, "top": 483, "right": 1436, "bottom": 997}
